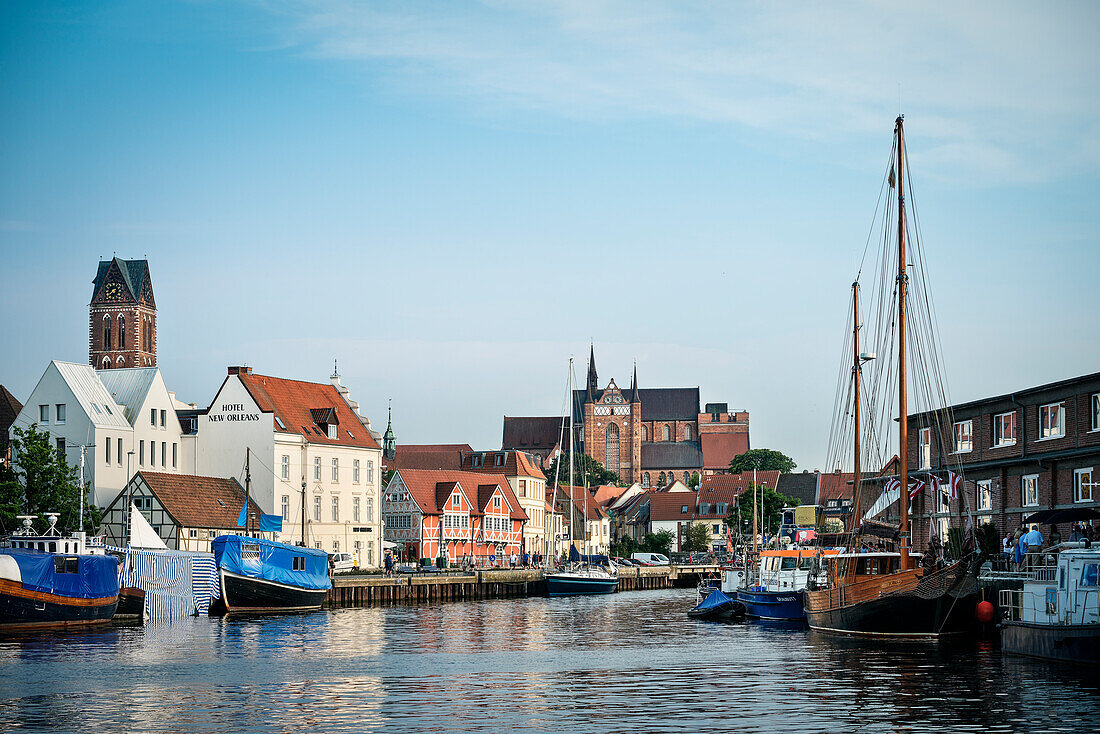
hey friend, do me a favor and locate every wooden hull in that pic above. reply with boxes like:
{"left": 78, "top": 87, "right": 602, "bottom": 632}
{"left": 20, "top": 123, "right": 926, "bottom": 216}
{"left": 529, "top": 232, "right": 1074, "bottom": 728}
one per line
{"left": 0, "top": 578, "right": 118, "bottom": 631}
{"left": 112, "top": 586, "right": 146, "bottom": 622}
{"left": 804, "top": 562, "right": 979, "bottom": 638}
{"left": 1002, "top": 622, "right": 1100, "bottom": 666}
{"left": 219, "top": 569, "right": 328, "bottom": 614}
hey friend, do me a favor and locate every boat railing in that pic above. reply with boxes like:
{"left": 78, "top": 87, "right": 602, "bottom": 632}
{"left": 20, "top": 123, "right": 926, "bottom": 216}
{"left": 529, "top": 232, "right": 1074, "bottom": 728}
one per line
{"left": 999, "top": 588, "right": 1023, "bottom": 622}
{"left": 979, "top": 552, "right": 1059, "bottom": 583}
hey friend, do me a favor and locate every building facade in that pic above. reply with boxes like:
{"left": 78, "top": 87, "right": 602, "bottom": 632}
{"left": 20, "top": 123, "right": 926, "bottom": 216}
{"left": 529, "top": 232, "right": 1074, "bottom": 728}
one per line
{"left": 459, "top": 449, "right": 548, "bottom": 558}
{"left": 907, "top": 372, "right": 1100, "bottom": 549}
{"left": 89, "top": 258, "right": 157, "bottom": 370}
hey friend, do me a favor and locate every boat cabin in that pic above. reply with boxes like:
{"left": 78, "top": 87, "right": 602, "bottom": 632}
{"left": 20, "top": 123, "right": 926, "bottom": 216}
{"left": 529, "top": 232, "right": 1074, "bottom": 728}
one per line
{"left": 1, "top": 515, "right": 104, "bottom": 556}
{"left": 753, "top": 549, "right": 839, "bottom": 592}
{"left": 1001, "top": 547, "right": 1100, "bottom": 627}
{"left": 821, "top": 552, "right": 923, "bottom": 584}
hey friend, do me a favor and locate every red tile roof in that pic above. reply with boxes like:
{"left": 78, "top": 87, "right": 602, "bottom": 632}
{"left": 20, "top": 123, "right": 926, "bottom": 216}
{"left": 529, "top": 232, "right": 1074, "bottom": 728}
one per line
{"left": 700, "top": 432, "right": 750, "bottom": 471}
{"left": 591, "top": 484, "right": 627, "bottom": 508}
{"left": 386, "top": 444, "right": 473, "bottom": 471}
{"left": 133, "top": 472, "right": 262, "bottom": 529}
{"left": 395, "top": 469, "right": 528, "bottom": 521}
{"left": 553, "top": 486, "right": 608, "bottom": 520}
{"left": 817, "top": 472, "right": 856, "bottom": 503}
{"left": 698, "top": 470, "right": 781, "bottom": 495}
{"left": 459, "top": 449, "right": 546, "bottom": 479}
{"left": 235, "top": 371, "right": 380, "bottom": 450}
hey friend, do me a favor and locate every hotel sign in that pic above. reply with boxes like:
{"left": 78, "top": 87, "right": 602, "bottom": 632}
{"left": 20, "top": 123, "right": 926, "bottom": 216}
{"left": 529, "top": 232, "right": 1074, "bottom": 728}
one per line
{"left": 208, "top": 403, "right": 262, "bottom": 423}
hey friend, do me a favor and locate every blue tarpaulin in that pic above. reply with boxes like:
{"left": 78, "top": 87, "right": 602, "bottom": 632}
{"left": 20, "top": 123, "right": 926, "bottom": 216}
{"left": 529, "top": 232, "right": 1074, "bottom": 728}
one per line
{"left": 4, "top": 549, "right": 119, "bottom": 599}
{"left": 259, "top": 514, "right": 282, "bottom": 532}
{"left": 213, "top": 535, "right": 331, "bottom": 591}
{"left": 695, "top": 589, "right": 734, "bottom": 611}
{"left": 569, "top": 546, "right": 610, "bottom": 565}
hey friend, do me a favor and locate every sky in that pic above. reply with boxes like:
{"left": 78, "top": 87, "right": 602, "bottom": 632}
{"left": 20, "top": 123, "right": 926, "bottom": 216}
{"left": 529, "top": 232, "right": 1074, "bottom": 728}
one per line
{"left": 2, "top": 1, "right": 1098, "bottom": 471}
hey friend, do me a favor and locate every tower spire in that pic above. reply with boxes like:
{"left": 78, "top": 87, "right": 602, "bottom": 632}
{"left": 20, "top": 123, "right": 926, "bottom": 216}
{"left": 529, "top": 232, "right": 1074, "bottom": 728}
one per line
{"left": 630, "top": 358, "right": 638, "bottom": 401}
{"left": 382, "top": 398, "right": 396, "bottom": 461}
{"left": 586, "top": 342, "right": 598, "bottom": 401}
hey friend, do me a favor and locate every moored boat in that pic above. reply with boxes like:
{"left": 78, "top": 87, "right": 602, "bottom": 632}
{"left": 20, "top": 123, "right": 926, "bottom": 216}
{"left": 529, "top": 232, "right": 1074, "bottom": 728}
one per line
{"left": 737, "top": 548, "right": 838, "bottom": 621}
{"left": 545, "top": 565, "right": 619, "bottom": 597}
{"left": 212, "top": 535, "right": 330, "bottom": 614}
{"left": 0, "top": 515, "right": 119, "bottom": 631}
{"left": 999, "top": 545, "right": 1100, "bottom": 665}
{"left": 688, "top": 589, "right": 745, "bottom": 622}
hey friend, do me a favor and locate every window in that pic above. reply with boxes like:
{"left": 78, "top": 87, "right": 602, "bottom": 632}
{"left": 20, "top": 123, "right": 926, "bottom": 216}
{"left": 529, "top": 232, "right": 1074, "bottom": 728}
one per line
{"left": 684, "top": 425, "right": 693, "bottom": 441}
{"left": 39, "top": 405, "right": 49, "bottom": 424}
{"left": 353, "top": 459, "right": 360, "bottom": 483}
{"left": 332, "top": 497, "right": 339, "bottom": 522}
{"left": 473, "top": 455, "right": 482, "bottom": 467}
{"left": 160, "top": 409, "right": 166, "bottom": 428}
{"left": 367, "top": 542, "right": 374, "bottom": 566}
{"left": 661, "top": 425, "right": 670, "bottom": 441}
{"left": 716, "top": 502, "right": 727, "bottom": 515}
{"left": 681, "top": 505, "right": 689, "bottom": 514}
{"left": 1040, "top": 402, "right": 1065, "bottom": 439}
{"left": 366, "top": 497, "right": 374, "bottom": 522}
{"left": 331, "top": 458, "right": 339, "bottom": 482}
{"left": 641, "top": 425, "right": 648, "bottom": 441}
{"left": 918, "top": 427, "right": 931, "bottom": 469}
{"left": 313, "top": 496, "right": 321, "bottom": 521}
{"left": 1075, "top": 468, "right": 1094, "bottom": 504}
{"left": 106, "top": 436, "right": 112, "bottom": 465}
{"left": 161, "top": 442, "right": 166, "bottom": 467}
{"left": 712, "top": 524, "right": 720, "bottom": 535}
{"left": 994, "top": 412, "right": 1017, "bottom": 447}
{"left": 953, "top": 420, "right": 973, "bottom": 453}
{"left": 519, "top": 479, "right": 527, "bottom": 498}
{"left": 367, "top": 461, "right": 374, "bottom": 483}
{"left": 172, "top": 443, "right": 177, "bottom": 469}
{"left": 978, "top": 480, "right": 992, "bottom": 511}
{"left": 1022, "top": 474, "right": 1039, "bottom": 507}
{"left": 281, "top": 455, "right": 290, "bottom": 480}
{"left": 659, "top": 472, "right": 667, "bottom": 486}
{"left": 139, "top": 440, "right": 144, "bottom": 466}
{"left": 642, "top": 472, "right": 650, "bottom": 488}
{"left": 495, "top": 453, "right": 505, "bottom": 467}
{"left": 353, "top": 497, "right": 360, "bottom": 522}
{"left": 493, "top": 496, "right": 501, "bottom": 509}
{"left": 452, "top": 494, "right": 460, "bottom": 508}
{"left": 56, "top": 437, "right": 66, "bottom": 457}
{"left": 327, "top": 423, "right": 337, "bottom": 440}
{"left": 104, "top": 316, "right": 111, "bottom": 351}
{"left": 314, "top": 457, "right": 321, "bottom": 480}
{"left": 117, "top": 438, "right": 122, "bottom": 466}
{"left": 55, "top": 404, "right": 66, "bottom": 425}
{"left": 605, "top": 422, "right": 620, "bottom": 474}
{"left": 150, "top": 408, "right": 156, "bottom": 427}
{"left": 699, "top": 503, "right": 710, "bottom": 515}
{"left": 118, "top": 315, "right": 125, "bottom": 349}
{"left": 1092, "top": 394, "right": 1100, "bottom": 432}
{"left": 281, "top": 495, "right": 290, "bottom": 521}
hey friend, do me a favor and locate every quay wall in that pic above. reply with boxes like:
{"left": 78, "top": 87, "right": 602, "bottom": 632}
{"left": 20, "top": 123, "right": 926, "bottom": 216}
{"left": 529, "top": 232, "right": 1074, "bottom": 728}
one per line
{"left": 326, "top": 565, "right": 712, "bottom": 607}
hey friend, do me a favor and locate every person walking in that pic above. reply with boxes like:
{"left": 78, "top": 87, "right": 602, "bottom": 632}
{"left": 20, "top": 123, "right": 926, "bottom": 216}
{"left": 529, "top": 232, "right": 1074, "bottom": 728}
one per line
{"left": 384, "top": 552, "right": 394, "bottom": 577}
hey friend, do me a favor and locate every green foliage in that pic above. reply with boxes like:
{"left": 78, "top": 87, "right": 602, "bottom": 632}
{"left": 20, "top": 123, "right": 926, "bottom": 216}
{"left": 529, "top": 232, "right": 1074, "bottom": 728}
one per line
{"left": 609, "top": 536, "right": 636, "bottom": 558}
{"left": 688, "top": 472, "right": 701, "bottom": 489}
{"left": 724, "top": 484, "right": 799, "bottom": 537}
{"left": 639, "top": 530, "right": 674, "bottom": 556}
{"left": 3, "top": 424, "right": 101, "bottom": 534}
{"left": 546, "top": 452, "right": 619, "bottom": 487}
{"left": 681, "top": 521, "right": 712, "bottom": 554}
{"left": 727, "top": 449, "right": 797, "bottom": 475}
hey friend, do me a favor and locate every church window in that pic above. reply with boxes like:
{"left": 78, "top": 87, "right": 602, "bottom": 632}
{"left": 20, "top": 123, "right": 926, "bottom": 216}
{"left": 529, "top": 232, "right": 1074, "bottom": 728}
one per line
{"left": 661, "top": 425, "right": 670, "bottom": 441}
{"left": 684, "top": 425, "right": 693, "bottom": 441}
{"left": 683, "top": 471, "right": 690, "bottom": 483}
{"left": 659, "top": 472, "right": 667, "bottom": 486}
{"left": 605, "top": 422, "right": 620, "bottom": 475}
{"left": 642, "top": 473, "right": 650, "bottom": 488}
{"left": 641, "top": 425, "right": 648, "bottom": 441}
{"left": 118, "top": 315, "right": 125, "bottom": 349}
{"left": 102, "top": 356, "right": 111, "bottom": 369}
{"left": 104, "top": 315, "right": 112, "bottom": 351}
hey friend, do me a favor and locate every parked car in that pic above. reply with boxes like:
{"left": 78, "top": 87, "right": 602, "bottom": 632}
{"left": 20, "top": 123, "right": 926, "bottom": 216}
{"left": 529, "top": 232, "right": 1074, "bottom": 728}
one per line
{"left": 330, "top": 552, "right": 354, "bottom": 573}
{"left": 611, "top": 556, "right": 636, "bottom": 567}
{"left": 631, "top": 552, "right": 670, "bottom": 566}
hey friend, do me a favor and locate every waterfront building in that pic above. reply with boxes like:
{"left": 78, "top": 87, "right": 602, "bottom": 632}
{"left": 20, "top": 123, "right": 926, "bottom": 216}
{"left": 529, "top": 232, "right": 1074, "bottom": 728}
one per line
{"left": 502, "top": 347, "right": 750, "bottom": 485}
{"left": 187, "top": 366, "right": 384, "bottom": 565}
{"left": 907, "top": 371, "right": 1100, "bottom": 548}
{"left": 0, "top": 385, "right": 23, "bottom": 465}
{"left": 9, "top": 361, "right": 185, "bottom": 507}
{"left": 381, "top": 469, "right": 527, "bottom": 563}
{"left": 99, "top": 471, "right": 263, "bottom": 552}
{"left": 381, "top": 443, "right": 473, "bottom": 474}
{"left": 89, "top": 257, "right": 157, "bottom": 370}
{"left": 547, "top": 486, "right": 612, "bottom": 556}
{"left": 458, "top": 449, "right": 548, "bottom": 557}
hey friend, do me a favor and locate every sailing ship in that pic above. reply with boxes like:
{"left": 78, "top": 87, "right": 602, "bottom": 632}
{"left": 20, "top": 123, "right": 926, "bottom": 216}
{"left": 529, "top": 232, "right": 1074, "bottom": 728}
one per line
{"left": 0, "top": 514, "right": 119, "bottom": 630}
{"left": 545, "top": 358, "right": 619, "bottom": 597}
{"left": 803, "top": 116, "right": 981, "bottom": 637}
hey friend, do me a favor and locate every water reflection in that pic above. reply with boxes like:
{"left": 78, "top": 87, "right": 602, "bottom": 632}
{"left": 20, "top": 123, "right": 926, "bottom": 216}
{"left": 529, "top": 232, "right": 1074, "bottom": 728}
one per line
{"left": 0, "top": 588, "right": 1096, "bottom": 733}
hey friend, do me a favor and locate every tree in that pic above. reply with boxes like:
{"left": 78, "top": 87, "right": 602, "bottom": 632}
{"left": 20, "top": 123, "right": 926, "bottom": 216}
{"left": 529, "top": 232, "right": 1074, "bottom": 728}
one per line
{"left": 681, "top": 521, "right": 712, "bottom": 554}
{"left": 639, "top": 530, "right": 674, "bottom": 556}
{"left": 609, "top": 536, "right": 636, "bottom": 558}
{"left": 2, "top": 424, "right": 101, "bottom": 535}
{"left": 687, "top": 471, "right": 701, "bottom": 489}
{"left": 546, "top": 452, "right": 619, "bottom": 487}
{"left": 724, "top": 484, "right": 799, "bottom": 539}
{"left": 727, "top": 449, "right": 796, "bottom": 475}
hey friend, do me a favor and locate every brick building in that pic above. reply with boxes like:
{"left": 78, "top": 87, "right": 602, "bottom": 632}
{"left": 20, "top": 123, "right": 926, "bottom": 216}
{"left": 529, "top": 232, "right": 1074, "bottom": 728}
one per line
{"left": 908, "top": 372, "right": 1100, "bottom": 548}
{"left": 90, "top": 258, "right": 157, "bottom": 370}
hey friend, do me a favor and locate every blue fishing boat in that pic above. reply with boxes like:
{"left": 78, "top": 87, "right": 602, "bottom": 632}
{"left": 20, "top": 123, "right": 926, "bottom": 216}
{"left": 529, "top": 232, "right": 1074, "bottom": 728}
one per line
{"left": 0, "top": 515, "right": 119, "bottom": 630}
{"left": 212, "top": 535, "right": 331, "bottom": 614}
{"left": 737, "top": 548, "right": 837, "bottom": 621}
{"left": 688, "top": 589, "right": 745, "bottom": 621}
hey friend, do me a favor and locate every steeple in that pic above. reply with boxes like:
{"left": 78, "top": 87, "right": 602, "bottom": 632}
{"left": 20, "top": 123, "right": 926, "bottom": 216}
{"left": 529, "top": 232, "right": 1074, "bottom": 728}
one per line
{"left": 586, "top": 343, "right": 598, "bottom": 401}
{"left": 382, "top": 399, "right": 396, "bottom": 461}
{"left": 630, "top": 359, "right": 638, "bottom": 401}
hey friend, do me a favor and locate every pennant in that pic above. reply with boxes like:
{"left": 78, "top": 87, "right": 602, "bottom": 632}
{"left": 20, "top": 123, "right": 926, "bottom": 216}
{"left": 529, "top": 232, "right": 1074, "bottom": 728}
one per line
{"left": 726, "top": 527, "right": 734, "bottom": 554}
{"left": 908, "top": 479, "right": 925, "bottom": 500}
{"left": 948, "top": 470, "right": 963, "bottom": 501}
{"left": 884, "top": 478, "right": 901, "bottom": 495}
{"left": 928, "top": 474, "right": 942, "bottom": 496}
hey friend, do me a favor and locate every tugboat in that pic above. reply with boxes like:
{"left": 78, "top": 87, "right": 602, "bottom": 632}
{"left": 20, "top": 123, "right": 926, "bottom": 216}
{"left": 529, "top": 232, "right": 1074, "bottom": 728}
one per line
{"left": 999, "top": 543, "right": 1100, "bottom": 665}
{"left": 0, "top": 514, "right": 120, "bottom": 630}
{"left": 211, "top": 535, "right": 331, "bottom": 614}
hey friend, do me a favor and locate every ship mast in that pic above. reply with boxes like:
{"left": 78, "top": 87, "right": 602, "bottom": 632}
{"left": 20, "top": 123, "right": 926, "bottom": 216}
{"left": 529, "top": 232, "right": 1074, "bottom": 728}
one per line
{"left": 568, "top": 358, "right": 575, "bottom": 560}
{"left": 896, "top": 115, "right": 911, "bottom": 571}
{"left": 851, "top": 281, "right": 862, "bottom": 535}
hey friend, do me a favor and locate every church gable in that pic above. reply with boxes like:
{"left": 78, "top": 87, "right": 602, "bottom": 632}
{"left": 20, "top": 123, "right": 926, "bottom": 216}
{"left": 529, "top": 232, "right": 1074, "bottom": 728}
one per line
{"left": 92, "top": 259, "right": 137, "bottom": 305}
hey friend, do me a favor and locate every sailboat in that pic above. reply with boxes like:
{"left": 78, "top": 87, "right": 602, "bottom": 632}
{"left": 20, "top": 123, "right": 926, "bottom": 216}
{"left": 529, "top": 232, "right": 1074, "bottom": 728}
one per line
{"left": 802, "top": 116, "right": 981, "bottom": 637}
{"left": 545, "top": 358, "right": 619, "bottom": 597}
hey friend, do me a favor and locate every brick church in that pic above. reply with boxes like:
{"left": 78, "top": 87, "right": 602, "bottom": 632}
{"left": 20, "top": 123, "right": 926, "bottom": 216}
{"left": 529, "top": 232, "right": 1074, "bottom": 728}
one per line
{"left": 89, "top": 258, "right": 157, "bottom": 369}
{"left": 503, "top": 347, "right": 750, "bottom": 488}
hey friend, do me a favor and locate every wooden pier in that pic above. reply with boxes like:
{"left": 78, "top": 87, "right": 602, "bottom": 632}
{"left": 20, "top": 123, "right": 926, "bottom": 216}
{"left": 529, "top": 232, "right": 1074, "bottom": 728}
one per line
{"left": 325, "top": 564, "right": 719, "bottom": 607}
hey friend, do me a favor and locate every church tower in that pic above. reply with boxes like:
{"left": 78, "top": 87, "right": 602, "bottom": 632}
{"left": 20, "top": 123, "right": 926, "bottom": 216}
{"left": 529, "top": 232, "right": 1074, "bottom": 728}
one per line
{"left": 382, "top": 400, "right": 396, "bottom": 461}
{"left": 89, "top": 258, "right": 156, "bottom": 370}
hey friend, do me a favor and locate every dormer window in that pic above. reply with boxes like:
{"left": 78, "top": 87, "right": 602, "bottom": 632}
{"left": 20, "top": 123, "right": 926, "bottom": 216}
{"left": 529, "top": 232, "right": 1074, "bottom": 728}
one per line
{"left": 311, "top": 407, "right": 339, "bottom": 440}
{"left": 495, "top": 453, "right": 505, "bottom": 467}
{"left": 473, "top": 454, "right": 483, "bottom": 468}
{"left": 327, "top": 424, "right": 337, "bottom": 440}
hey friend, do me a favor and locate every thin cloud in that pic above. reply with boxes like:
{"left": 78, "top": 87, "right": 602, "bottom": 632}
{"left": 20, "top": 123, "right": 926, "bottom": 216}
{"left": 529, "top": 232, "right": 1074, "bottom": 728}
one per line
{"left": 262, "top": 0, "right": 1100, "bottom": 183}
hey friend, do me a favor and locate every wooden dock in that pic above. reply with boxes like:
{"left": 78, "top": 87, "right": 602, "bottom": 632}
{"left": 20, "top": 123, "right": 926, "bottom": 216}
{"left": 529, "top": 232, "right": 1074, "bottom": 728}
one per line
{"left": 325, "top": 564, "right": 720, "bottom": 607}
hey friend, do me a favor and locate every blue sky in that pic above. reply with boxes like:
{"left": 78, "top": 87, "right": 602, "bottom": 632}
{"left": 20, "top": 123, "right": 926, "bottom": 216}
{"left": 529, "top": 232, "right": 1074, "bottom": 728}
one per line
{"left": 2, "top": 1, "right": 1098, "bottom": 471}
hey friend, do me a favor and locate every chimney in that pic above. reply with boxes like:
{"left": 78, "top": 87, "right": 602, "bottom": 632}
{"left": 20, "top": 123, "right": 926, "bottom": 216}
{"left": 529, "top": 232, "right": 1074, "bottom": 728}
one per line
{"left": 228, "top": 366, "right": 252, "bottom": 376}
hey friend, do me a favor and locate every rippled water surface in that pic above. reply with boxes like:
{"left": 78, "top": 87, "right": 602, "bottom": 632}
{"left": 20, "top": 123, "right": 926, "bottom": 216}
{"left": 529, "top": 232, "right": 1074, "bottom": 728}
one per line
{"left": 1, "top": 588, "right": 1097, "bottom": 733}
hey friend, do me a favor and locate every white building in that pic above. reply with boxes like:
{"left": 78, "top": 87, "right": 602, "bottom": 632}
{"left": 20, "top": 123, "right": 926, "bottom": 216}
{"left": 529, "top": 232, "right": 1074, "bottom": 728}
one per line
{"left": 9, "top": 362, "right": 185, "bottom": 507}
{"left": 188, "top": 366, "right": 384, "bottom": 566}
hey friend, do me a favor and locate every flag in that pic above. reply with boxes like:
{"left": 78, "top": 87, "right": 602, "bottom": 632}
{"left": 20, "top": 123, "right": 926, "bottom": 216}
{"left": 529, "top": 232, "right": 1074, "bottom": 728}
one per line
{"left": 884, "top": 478, "right": 901, "bottom": 495}
{"left": 929, "top": 474, "right": 942, "bottom": 496}
{"left": 909, "top": 479, "right": 925, "bottom": 500}
{"left": 948, "top": 470, "right": 963, "bottom": 501}
{"left": 237, "top": 502, "right": 247, "bottom": 527}
{"left": 726, "top": 527, "right": 734, "bottom": 554}
{"left": 888, "top": 165, "right": 896, "bottom": 189}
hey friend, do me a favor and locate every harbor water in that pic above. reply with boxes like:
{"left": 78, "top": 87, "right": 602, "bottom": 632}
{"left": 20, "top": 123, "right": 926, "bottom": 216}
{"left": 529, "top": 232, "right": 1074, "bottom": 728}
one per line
{"left": 1, "top": 587, "right": 1097, "bottom": 733}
